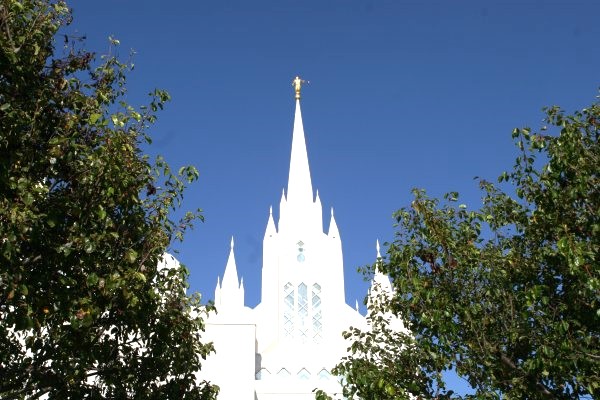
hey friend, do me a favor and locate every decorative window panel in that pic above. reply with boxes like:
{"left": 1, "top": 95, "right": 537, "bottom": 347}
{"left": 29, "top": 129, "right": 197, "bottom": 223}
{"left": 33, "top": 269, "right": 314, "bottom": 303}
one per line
{"left": 297, "top": 283, "right": 308, "bottom": 341}
{"left": 283, "top": 283, "right": 294, "bottom": 337}
{"left": 282, "top": 281, "right": 323, "bottom": 343}
{"left": 312, "top": 284, "right": 322, "bottom": 342}
{"left": 318, "top": 369, "right": 331, "bottom": 381}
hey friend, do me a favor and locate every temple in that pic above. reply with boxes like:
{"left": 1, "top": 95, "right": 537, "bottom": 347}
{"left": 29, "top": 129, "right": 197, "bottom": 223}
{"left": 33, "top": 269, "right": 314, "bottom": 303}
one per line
{"left": 201, "top": 78, "right": 390, "bottom": 399}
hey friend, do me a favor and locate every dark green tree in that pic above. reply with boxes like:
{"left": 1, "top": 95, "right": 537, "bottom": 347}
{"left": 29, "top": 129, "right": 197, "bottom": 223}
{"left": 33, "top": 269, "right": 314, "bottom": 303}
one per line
{"left": 322, "top": 95, "right": 599, "bottom": 399}
{"left": 0, "top": 1, "right": 217, "bottom": 398}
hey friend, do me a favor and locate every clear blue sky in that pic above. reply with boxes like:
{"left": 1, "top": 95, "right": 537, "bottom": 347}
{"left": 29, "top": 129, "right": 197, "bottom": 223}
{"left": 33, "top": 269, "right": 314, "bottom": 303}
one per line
{"left": 71, "top": 0, "right": 597, "bottom": 332}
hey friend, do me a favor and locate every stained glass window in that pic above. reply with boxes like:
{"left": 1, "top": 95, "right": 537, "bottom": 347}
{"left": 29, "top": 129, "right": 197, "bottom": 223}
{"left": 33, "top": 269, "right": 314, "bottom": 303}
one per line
{"left": 298, "top": 283, "right": 308, "bottom": 341}
{"left": 283, "top": 282, "right": 294, "bottom": 337}
{"left": 282, "top": 281, "right": 323, "bottom": 343}
{"left": 312, "top": 283, "right": 322, "bottom": 342}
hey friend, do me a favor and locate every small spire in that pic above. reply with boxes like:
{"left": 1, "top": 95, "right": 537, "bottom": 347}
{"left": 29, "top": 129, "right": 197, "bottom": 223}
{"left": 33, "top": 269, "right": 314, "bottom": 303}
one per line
{"left": 265, "top": 205, "right": 277, "bottom": 238}
{"left": 355, "top": 299, "right": 359, "bottom": 312}
{"left": 328, "top": 207, "right": 340, "bottom": 239}
{"left": 376, "top": 239, "right": 382, "bottom": 259}
{"left": 214, "top": 276, "right": 221, "bottom": 305}
{"left": 370, "top": 267, "right": 393, "bottom": 298}
{"left": 222, "top": 236, "right": 240, "bottom": 290}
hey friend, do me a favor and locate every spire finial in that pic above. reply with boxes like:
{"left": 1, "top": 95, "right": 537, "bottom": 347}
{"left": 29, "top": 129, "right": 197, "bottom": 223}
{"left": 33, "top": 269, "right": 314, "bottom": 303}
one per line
{"left": 230, "top": 236, "right": 235, "bottom": 249}
{"left": 292, "top": 76, "right": 308, "bottom": 100}
{"left": 376, "top": 239, "right": 382, "bottom": 259}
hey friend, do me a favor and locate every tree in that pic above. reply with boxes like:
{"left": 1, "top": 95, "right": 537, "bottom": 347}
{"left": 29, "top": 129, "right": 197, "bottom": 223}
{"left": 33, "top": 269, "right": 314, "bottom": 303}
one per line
{"left": 0, "top": 1, "right": 217, "bottom": 398}
{"left": 326, "top": 95, "right": 599, "bottom": 399}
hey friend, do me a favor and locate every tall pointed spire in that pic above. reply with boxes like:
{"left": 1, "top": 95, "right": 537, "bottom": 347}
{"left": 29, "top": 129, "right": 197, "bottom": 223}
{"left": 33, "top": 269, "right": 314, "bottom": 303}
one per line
{"left": 286, "top": 78, "right": 313, "bottom": 205}
{"left": 221, "top": 237, "right": 240, "bottom": 291}
{"left": 370, "top": 239, "right": 393, "bottom": 298}
{"left": 216, "top": 236, "right": 245, "bottom": 312}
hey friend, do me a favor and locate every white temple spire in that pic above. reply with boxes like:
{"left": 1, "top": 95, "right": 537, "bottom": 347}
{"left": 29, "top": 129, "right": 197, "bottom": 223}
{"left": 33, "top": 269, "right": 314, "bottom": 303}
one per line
{"left": 286, "top": 95, "right": 313, "bottom": 205}
{"left": 328, "top": 207, "right": 340, "bottom": 239}
{"left": 216, "top": 236, "right": 245, "bottom": 311}
{"left": 221, "top": 236, "right": 240, "bottom": 292}
{"left": 214, "top": 276, "right": 221, "bottom": 305}
{"left": 369, "top": 240, "right": 393, "bottom": 301}
{"left": 265, "top": 206, "right": 276, "bottom": 238}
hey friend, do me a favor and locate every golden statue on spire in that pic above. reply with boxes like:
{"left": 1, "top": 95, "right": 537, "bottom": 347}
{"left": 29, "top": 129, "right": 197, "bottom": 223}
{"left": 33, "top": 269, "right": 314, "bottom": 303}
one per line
{"left": 292, "top": 76, "right": 308, "bottom": 100}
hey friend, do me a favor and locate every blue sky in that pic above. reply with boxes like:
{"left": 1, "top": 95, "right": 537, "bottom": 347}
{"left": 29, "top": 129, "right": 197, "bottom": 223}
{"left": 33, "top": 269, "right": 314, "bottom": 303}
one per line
{"left": 71, "top": 0, "right": 597, "bottom": 347}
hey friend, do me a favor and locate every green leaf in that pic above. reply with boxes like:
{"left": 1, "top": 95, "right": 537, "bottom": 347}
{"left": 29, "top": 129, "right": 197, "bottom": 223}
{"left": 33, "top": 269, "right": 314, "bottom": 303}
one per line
{"left": 89, "top": 113, "right": 102, "bottom": 124}
{"left": 385, "top": 384, "right": 396, "bottom": 396}
{"left": 87, "top": 273, "right": 99, "bottom": 287}
{"left": 126, "top": 249, "right": 138, "bottom": 263}
{"left": 22, "top": 192, "right": 35, "bottom": 206}
{"left": 557, "top": 237, "right": 568, "bottom": 254}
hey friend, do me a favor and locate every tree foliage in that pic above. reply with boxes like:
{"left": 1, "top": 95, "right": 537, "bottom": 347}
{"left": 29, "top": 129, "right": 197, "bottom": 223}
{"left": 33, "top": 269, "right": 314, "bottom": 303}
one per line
{"left": 0, "top": 1, "right": 217, "bottom": 398}
{"left": 327, "top": 95, "right": 599, "bottom": 399}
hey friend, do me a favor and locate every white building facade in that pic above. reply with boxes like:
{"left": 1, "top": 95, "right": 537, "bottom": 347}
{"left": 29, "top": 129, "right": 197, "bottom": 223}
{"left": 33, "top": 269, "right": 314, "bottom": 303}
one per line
{"left": 201, "top": 82, "right": 378, "bottom": 399}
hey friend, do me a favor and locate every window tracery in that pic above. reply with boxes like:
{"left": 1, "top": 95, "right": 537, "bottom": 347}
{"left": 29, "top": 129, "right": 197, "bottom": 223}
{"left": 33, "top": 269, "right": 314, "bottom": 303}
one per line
{"left": 312, "top": 283, "right": 322, "bottom": 342}
{"left": 283, "top": 282, "right": 294, "bottom": 337}
{"left": 282, "top": 281, "right": 323, "bottom": 343}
